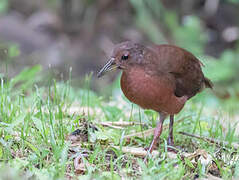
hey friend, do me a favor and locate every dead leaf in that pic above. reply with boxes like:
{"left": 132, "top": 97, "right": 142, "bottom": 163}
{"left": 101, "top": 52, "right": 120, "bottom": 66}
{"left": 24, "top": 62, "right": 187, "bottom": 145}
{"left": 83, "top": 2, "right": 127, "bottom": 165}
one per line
{"left": 74, "top": 154, "right": 93, "bottom": 174}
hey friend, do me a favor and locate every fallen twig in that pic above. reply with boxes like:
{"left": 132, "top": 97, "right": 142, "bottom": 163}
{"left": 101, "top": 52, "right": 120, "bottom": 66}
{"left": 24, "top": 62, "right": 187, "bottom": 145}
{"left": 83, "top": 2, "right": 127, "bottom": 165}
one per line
{"left": 179, "top": 131, "right": 239, "bottom": 149}
{"left": 111, "top": 146, "right": 192, "bottom": 159}
{"left": 124, "top": 117, "right": 188, "bottom": 141}
{"left": 111, "top": 146, "right": 159, "bottom": 157}
{"left": 124, "top": 128, "right": 155, "bottom": 140}
{"left": 100, "top": 121, "right": 146, "bottom": 127}
{"left": 99, "top": 123, "right": 124, "bottom": 129}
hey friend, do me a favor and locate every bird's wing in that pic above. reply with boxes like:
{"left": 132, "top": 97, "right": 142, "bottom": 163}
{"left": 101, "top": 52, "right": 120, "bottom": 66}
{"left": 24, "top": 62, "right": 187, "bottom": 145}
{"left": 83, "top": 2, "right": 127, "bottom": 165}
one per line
{"left": 169, "top": 53, "right": 205, "bottom": 98}
{"left": 151, "top": 44, "right": 210, "bottom": 98}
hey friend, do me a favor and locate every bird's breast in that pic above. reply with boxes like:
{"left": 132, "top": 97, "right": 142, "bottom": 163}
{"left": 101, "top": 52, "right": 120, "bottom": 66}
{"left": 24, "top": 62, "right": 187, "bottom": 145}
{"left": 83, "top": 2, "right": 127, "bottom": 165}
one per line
{"left": 120, "top": 67, "right": 186, "bottom": 114}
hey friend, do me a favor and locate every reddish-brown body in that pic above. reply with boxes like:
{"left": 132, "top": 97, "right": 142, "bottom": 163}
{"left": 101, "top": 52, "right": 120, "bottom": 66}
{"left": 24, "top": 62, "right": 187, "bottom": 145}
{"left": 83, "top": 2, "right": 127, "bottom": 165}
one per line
{"left": 98, "top": 41, "right": 213, "bottom": 156}
{"left": 121, "top": 66, "right": 187, "bottom": 114}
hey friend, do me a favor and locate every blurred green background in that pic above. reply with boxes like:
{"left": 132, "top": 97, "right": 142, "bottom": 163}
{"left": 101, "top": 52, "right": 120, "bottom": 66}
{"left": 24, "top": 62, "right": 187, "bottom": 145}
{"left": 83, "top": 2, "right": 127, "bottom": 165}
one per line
{"left": 1, "top": 1, "right": 239, "bottom": 179}
{"left": 0, "top": 0, "right": 239, "bottom": 97}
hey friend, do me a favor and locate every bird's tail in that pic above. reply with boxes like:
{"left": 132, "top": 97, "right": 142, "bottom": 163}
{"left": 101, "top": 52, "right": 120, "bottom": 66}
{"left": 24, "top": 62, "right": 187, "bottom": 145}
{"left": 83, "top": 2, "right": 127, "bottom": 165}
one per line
{"left": 204, "top": 77, "right": 213, "bottom": 89}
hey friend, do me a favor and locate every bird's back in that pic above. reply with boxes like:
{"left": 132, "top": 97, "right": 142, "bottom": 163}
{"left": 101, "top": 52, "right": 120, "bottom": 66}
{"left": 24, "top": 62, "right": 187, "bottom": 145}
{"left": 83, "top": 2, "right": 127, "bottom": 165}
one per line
{"left": 149, "top": 44, "right": 213, "bottom": 98}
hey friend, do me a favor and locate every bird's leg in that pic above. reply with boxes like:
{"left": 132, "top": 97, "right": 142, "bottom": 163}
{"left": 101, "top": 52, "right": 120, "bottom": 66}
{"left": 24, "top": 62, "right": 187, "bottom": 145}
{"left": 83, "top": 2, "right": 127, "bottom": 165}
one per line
{"left": 167, "top": 115, "right": 174, "bottom": 146}
{"left": 167, "top": 115, "right": 181, "bottom": 153}
{"left": 147, "top": 113, "right": 167, "bottom": 153}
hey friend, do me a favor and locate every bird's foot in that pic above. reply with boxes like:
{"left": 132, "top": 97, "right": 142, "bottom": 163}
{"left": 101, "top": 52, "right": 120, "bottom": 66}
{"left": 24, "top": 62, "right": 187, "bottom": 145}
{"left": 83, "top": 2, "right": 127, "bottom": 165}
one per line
{"left": 166, "top": 138, "right": 183, "bottom": 153}
{"left": 167, "top": 138, "right": 178, "bottom": 153}
{"left": 144, "top": 141, "right": 158, "bottom": 152}
{"left": 167, "top": 145, "right": 179, "bottom": 153}
{"left": 143, "top": 140, "right": 159, "bottom": 163}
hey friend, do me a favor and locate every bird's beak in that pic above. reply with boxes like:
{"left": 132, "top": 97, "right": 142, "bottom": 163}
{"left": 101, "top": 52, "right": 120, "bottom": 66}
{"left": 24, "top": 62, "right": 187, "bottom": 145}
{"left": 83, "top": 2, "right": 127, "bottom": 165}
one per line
{"left": 97, "top": 58, "right": 117, "bottom": 78}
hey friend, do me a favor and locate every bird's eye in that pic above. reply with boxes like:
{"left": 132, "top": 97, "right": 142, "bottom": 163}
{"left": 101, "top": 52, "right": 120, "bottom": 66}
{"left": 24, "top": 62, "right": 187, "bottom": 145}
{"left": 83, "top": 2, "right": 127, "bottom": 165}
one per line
{"left": 121, "top": 55, "right": 129, "bottom": 60}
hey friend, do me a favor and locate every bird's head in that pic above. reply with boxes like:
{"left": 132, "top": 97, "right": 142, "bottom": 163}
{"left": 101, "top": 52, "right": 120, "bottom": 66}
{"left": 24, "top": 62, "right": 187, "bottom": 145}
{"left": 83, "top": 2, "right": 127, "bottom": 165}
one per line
{"left": 97, "top": 41, "right": 145, "bottom": 78}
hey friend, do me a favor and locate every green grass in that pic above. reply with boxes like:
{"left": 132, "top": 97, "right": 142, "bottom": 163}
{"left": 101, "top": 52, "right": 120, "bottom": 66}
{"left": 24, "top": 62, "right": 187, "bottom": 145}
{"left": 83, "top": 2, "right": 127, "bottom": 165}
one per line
{"left": 1, "top": 0, "right": 239, "bottom": 179}
{"left": 0, "top": 66, "right": 239, "bottom": 180}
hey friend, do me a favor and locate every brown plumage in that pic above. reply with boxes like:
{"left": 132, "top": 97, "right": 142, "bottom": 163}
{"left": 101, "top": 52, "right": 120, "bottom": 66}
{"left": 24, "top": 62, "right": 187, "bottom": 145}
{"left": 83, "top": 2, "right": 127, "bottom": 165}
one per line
{"left": 98, "top": 41, "right": 213, "bottom": 154}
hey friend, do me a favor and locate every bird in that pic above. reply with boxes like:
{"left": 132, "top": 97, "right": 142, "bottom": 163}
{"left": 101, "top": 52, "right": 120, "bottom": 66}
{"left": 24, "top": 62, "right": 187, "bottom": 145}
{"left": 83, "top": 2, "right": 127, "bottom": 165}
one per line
{"left": 97, "top": 41, "right": 213, "bottom": 153}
